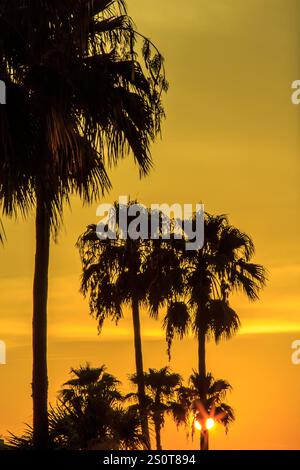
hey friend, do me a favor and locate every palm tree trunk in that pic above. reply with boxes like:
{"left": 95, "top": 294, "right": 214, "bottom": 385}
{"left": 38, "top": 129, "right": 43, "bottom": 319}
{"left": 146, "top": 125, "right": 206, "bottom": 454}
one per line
{"left": 198, "top": 328, "right": 208, "bottom": 450}
{"left": 32, "top": 188, "right": 50, "bottom": 449}
{"left": 131, "top": 295, "right": 151, "bottom": 450}
{"left": 200, "top": 430, "right": 209, "bottom": 450}
{"left": 198, "top": 328, "right": 206, "bottom": 381}
{"left": 154, "top": 415, "right": 162, "bottom": 450}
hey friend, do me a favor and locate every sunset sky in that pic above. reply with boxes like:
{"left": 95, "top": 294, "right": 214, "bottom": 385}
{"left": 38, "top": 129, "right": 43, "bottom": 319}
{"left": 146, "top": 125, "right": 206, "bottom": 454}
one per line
{"left": 0, "top": 0, "right": 300, "bottom": 449}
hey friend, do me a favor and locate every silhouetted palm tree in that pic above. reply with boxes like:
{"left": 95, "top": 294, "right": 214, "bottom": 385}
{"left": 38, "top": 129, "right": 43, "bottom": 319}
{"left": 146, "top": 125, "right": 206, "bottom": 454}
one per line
{"left": 130, "top": 367, "right": 182, "bottom": 450}
{"left": 164, "top": 214, "right": 267, "bottom": 448}
{"left": 78, "top": 204, "right": 184, "bottom": 449}
{"left": 78, "top": 205, "right": 152, "bottom": 448}
{"left": 9, "top": 364, "right": 144, "bottom": 450}
{"left": 173, "top": 372, "right": 234, "bottom": 450}
{"left": 109, "top": 406, "right": 145, "bottom": 450}
{"left": 54, "top": 364, "right": 142, "bottom": 450}
{"left": 0, "top": 0, "right": 166, "bottom": 448}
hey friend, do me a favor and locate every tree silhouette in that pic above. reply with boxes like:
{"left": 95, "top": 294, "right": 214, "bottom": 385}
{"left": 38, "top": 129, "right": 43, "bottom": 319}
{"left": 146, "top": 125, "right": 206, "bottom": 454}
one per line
{"left": 54, "top": 364, "right": 144, "bottom": 450}
{"left": 164, "top": 214, "right": 267, "bottom": 449}
{"left": 0, "top": 0, "right": 166, "bottom": 448}
{"left": 78, "top": 203, "right": 153, "bottom": 448}
{"left": 130, "top": 367, "right": 182, "bottom": 450}
{"left": 9, "top": 364, "right": 144, "bottom": 450}
{"left": 77, "top": 213, "right": 148, "bottom": 446}
{"left": 78, "top": 203, "right": 186, "bottom": 449}
{"left": 173, "top": 372, "right": 234, "bottom": 450}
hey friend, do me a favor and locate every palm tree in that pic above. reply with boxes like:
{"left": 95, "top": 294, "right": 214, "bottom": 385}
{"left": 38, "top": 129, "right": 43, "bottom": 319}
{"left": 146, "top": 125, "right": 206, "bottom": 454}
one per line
{"left": 78, "top": 204, "right": 184, "bottom": 449}
{"left": 173, "top": 372, "right": 234, "bottom": 451}
{"left": 0, "top": 0, "right": 166, "bottom": 448}
{"left": 9, "top": 364, "right": 144, "bottom": 450}
{"left": 164, "top": 214, "right": 267, "bottom": 448}
{"left": 110, "top": 406, "right": 144, "bottom": 450}
{"left": 54, "top": 364, "right": 134, "bottom": 450}
{"left": 130, "top": 367, "right": 182, "bottom": 450}
{"left": 78, "top": 204, "right": 152, "bottom": 448}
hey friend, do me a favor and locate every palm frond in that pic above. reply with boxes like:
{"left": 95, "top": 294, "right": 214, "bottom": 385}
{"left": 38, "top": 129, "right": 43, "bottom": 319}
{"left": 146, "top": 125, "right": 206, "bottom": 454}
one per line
{"left": 163, "top": 301, "right": 190, "bottom": 360}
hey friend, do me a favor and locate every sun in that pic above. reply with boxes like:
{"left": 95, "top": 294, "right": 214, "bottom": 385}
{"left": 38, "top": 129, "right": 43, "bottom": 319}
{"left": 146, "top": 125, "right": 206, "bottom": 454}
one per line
{"left": 194, "top": 420, "right": 202, "bottom": 431}
{"left": 206, "top": 418, "right": 215, "bottom": 430}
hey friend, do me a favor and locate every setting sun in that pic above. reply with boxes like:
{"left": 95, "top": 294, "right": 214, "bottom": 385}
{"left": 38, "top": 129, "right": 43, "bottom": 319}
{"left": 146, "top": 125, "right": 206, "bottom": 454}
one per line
{"left": 206, "top": 418, "right": 215, "bottom": 431}
{"left": 194, "top": 420, "right": 202, "bottom": 431}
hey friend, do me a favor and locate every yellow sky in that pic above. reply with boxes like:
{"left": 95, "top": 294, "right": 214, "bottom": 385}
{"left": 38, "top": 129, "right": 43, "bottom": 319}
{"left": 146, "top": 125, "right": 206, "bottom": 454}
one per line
{"left": 0, "top": 0, "right": 300, "bottom": 449}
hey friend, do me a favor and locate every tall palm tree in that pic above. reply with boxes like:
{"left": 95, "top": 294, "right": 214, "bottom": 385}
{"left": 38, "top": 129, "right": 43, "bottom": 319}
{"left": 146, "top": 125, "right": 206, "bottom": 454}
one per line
{"left": 173, "top": 371, "right": 234, "bottom": 450}
{"left": 78, "top": 206, "right": 152, "bottom": 448}
{"left": 0, "top": 0, "right": 166, "bottom": 448}
{"left": 164, "top": 214, "right": 267, "bottom": 448}
{"left": 130, "top": 367, "right": 182, "bottom": 450}
{"left": 78, "top": 204, "right": 185, "bottom": 448}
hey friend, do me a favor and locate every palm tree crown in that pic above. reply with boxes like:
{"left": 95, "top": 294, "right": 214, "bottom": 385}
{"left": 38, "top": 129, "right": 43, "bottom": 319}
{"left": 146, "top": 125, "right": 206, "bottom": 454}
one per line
{"left": 0, "top": 0, "right": 167, "bottom": 221}
{"left": 164, "top": 213, "right": 267, "bottom": 359}
{"left": 173, "top": 371, "right": 235, "bottom": 450}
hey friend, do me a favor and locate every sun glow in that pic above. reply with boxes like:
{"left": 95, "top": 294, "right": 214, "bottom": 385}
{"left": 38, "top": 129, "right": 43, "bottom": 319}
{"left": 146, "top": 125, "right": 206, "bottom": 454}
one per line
{"left": 194, "top": 420, "right": 202, "bottom": 431}
{"left": 206, "top": 418, "right": 215, "bottom": 430}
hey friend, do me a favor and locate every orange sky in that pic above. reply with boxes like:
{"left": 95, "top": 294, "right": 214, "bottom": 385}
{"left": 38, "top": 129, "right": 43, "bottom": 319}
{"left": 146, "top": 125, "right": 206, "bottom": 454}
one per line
{"left": 0, "top": 0, "right": 300, "bottom": 449}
